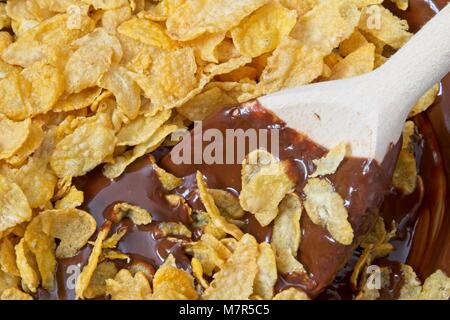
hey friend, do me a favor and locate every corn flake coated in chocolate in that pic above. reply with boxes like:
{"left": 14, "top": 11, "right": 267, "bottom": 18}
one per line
{"left": 304, "top": 178, "right": 353, "bottom": 245}
{"left": 112, "top": 203, "right": 152, "bottom": 225}
{"left": 239, "top": 150, "right": 295, "bottom": 227}
{"left": 76, "top": 222, "right": 111, "bottom": 299}
{"left": 159, "top": 222, "right": 192, "bottom": 238}
{"left": 197, "top": 171, "right": 244, "bottom": 239}
{"left": 310, "top": 142, "right": 348, "bottom": 177}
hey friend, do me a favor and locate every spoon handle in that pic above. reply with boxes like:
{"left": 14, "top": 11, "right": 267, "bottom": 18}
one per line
{"left": 374, "top": 3, "right": 450, "bottom": 118}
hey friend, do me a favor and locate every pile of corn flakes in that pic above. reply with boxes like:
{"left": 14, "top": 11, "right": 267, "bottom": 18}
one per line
{"left": 0, "top": 0, "right": 448, "bottom": 300}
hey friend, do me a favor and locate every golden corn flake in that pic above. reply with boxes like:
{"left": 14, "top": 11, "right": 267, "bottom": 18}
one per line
{"left": 304, "top": 178, "right": 353, "bottom": 245}
{"left": 132, "top": 47, "right": 198, "bottom": 110}
{"left": 0, "top": 174, "right": 32, "bottom": 232}
{"left": 0, "top": 32, "right": 12, "bottom": 53}
{"left": 101, "top": 249, "right": 130, "bottom": 262}
{"left": 419, "top": 270, "right": 450, "bottom": 300}
{"left": 65, "top": 28, "right": 121, "bottom": 94}
{"left": 273, "top": 287, "right": 310, "bottom": 300}
{"left": 209, "top": 189, "right": 245, "bottom": 220}
{"left": 330, "top": 43, "right": 375, "bottom": 80}
{"left": 83, "top": 261, "right": 118, "bottom": 299}
{"left": 188, "top": 32, "right": 226, "bottom": 63}
{"left": 392, "top": 121, "right": 417, "bottom": 195}
{"left": 14, "top": 239, "right": 40, "bottom": 293}
{"left": 98, "top": 65, "right": 141, "bottom": 120}
{"left": 231, "top": 2, "right": 297, "bottom": 58}
{"left": 0, "top": 3, "right": 10, "bottom": 30}
{"left": 76, "top": 221, "right": 111, "bottom": 299}
{"left": 0, "top": 68, "right": 29, "bottom": 121}
{"left": 118, "top": 17, "right": 177, "bottom": 49}
{"left": 178, "top": 87, "right": 236, "bottom": 122}
{"left": 290, "top": 0, "right": 361, "bottom": 54}
{"left": 196, "top": 171, "right": 244, "bottom": 240}
{"left": 1, "top": 154, "right": 57, "bottom": 209}
{"left": 39, "top": 209, "right": 96, "bottom": 258}
{"left": 277, "top": 249, "right": 305, "bottom": 274}
{"left": 191, "top": 257, "right": 209, "bottom": 288}
{"left": 0, "top": 116, "right": 31, "bottom": 160}
{"left": 392, "top": 149, "right": 417, "bottom": 196}
{"left": 339, "top": 30, "right": 369, "bottom": 57}
{"left": 55, "top": 186, "right": 84, "bottom": 209}
{"left": 310, "top": 142, "right": 347, "bottom": 178}
{"left": 239, "top": 149, "right": 295, "bottom": 227}
{"left": 254, "top": 242, "right": 277, "bottom": 300}
{"left": 272, "top": 193, "right": 301, "bottom": 255}
{"left": 0, "top": 238, "right": 18, "bottom": 279}
{"left": 112, "top": 203, "right": 152, "bottom": 225}
{"left": 395, "top": 0, "right": 410, "bottom": 9}
{"left": 106, "top": 269, "right": 152, "bottom": 300}
{"left": 6, "top": 120, "right": 44, "bottom": 167}
{"left": 359, "top": 5, "right": 412, "bottom": 50}
{"left": 152, "top": 257, "right": 197, "bottom": 300}
{"left": 0, "top": 287, "right": 33, "bottom": 300}
{"left": 22, "top": 61, "right": 65, "bottom": 115}
{"left": 186, "top": 233, "right": 232, "bottom": 276}
{"left": 50, "top": 118, "right": 116, "bottom": 177}
{"left": 166, "top": 0, "right": 269, "bottom": 41}
{"left": 152, "top": 163, "right": 183, "bottom": 191}
{"left": 0, "top": 269, "right": 19, "bottom": 296}
{"left": 409, "top": 83, "right": 440, "bottom": 118}
{"left": 103, "top": 124, "right": 178, "bottom": 179}
{"left": 398, "top": 264, "right": 421, "bottom": 300}
{"left": 116, "top": 110, "right": 172, "bottom": 146}
{"left": 23, "top": 215, "right": 57, "bottom": 291}
{"left": 258, "top": 37, "right": 324, "bottom": 94}
{"left": 102, "top": 227, "right": 127, "bottom": 249}
{"left": 101, "top": 5, "right": 132, "bottom": 33}
{"left": 202, "top": 234, "right": 258, "bottom": 300}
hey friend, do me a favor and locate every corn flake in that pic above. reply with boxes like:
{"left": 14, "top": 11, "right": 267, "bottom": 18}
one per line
{"left": 303, "top": 178, "right": 353, "bottom": 245}
{"left": 310, "top": 142, "right": 347, "bottom": 178}
{"left": 106, "top": 269, "right": 152, "bottom": 300}
{"left": 0, "top": 174, "right": 32, "bottom": 232}
{"left": 166, "top": 0, "right": 270, "bottom": 41}
{"left": 202, "top": 234, "right": 258, "bottom": 300}
{"left": 239, "top": 149, "right": 295, "bottom": 227}
{"left": 231, "top": 2, "right": 297, "bottom": 58}
{"left": 254, "top": 242, "right": 277, "bottom": 300}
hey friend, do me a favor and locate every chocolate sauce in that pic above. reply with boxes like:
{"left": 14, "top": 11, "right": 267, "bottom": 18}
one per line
{"left": 160, "top": 101, "right": 398, "bottom": 297}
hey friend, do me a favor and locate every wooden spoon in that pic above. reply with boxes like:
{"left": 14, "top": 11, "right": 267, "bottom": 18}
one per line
{"left": 259, "top": 3, "right": 450, "bottom": 163}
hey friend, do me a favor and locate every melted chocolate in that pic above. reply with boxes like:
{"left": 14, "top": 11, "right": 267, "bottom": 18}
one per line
{"left": 160, "top": 101, "right": 396, "bottom": 297}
